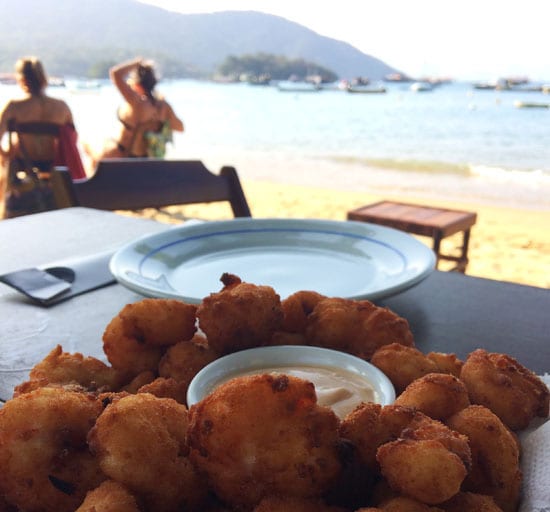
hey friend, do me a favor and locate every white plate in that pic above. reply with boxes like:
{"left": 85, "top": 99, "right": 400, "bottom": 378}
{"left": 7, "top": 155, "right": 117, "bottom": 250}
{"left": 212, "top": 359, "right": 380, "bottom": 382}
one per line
{"left": 109, "top": 218, "right": 435, "bottom": 303}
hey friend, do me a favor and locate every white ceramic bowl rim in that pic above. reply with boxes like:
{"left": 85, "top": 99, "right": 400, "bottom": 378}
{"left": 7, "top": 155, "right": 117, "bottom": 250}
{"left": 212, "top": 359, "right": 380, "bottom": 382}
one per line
{"left": 187, "top": 345, "right": 396, "bottom": 407}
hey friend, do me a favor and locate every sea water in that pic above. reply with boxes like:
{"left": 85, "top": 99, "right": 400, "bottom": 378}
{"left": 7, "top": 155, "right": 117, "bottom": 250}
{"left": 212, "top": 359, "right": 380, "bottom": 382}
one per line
{"left": 1, "top": 80, "right": 549, "bottom": 209}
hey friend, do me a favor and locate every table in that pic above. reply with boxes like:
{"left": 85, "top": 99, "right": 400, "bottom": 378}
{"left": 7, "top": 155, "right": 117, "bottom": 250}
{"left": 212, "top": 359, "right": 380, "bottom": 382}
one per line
{"left": 1, "top": 207, "right": 548, "bottom": 402}
{"left": 347, "top": 201, "right": 477, "bottom": 272}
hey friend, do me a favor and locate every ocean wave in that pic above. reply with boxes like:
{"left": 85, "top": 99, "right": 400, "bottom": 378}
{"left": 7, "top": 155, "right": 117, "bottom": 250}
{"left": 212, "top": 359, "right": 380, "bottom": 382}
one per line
{"left": 468, "top": 165, "right": 550, "bottom": 187}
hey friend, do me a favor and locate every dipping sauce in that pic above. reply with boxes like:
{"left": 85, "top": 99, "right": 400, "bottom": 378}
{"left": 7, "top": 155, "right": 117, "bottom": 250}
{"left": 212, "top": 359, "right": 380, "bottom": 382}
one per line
{"left": 220, "top": 365, "right": 378, "bottom": 419}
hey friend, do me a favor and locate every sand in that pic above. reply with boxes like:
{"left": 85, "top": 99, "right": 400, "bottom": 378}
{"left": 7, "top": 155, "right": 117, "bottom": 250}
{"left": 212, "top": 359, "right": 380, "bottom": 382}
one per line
{"left": 131, "top": 179, "right": 550, "bottom": 290}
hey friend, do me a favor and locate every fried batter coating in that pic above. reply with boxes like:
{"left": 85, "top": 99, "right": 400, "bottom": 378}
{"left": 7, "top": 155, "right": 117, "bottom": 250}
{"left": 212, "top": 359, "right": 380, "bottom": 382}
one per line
{"left": 197, "top": 274, "right": 284, "bottom": 354}
{"left": 103, "top": 298, "right": 197, "bottom": 380}
{"left": 440, "top": 491, "right": 503, "bottom": 512}
{"left": 393, "top": 373, "right": 470, "bottom": 421}
{"left": 14, "top": 345, "right": 122, "bottom": 397}
{"left": 370, "top": 344, "right": 440, "bottom": 394}
{"left": 339, "top": 403, "right": 418, "bottom": 471}
{"left": 121, "top": 370, "right": 156, "bottom": 393}
{"left": 376, "top": 496, "right": 446, "bottom": 511}
{"left": 0, "top": 387, "right": 105, "bottom": 512}
{"left": 253, "top": 495, "right": 347, "bottom": 511}
{"left": 88, "top": 393, "right": 206, "bottom": 512}
{"left": 137, "top": 376, "right": 188, "bottom": 404}
{"left": 158, "top": 337, "right": 219, "bottom": 401}
{"left": 460, "top": 349, "right": 549, "bottom": 430}
{"left": 187, "top": 374, "right": 342, "bottom": 509}
{"left": 426, "top": 352, "right": 463, "bottom": 377}
{"left": 305, "top": 298, "right": 414, "bottom": 360}
{"left": 280, "top": 290, "right": 327, "bottom": 333}
{"left": 75, "top": 479, "right": 140, "bottom": 512}
{"left": 446, "top": 405, "right": 521, "bottom": 512}
{"left": 376, "top": 438, "right": 468, "bottom": 505}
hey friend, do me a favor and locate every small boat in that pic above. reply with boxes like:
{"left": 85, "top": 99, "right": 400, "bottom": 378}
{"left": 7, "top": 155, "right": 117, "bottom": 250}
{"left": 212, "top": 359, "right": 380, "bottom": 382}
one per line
{"left": 514, "top": 100, "right": 550, "bottom": 109}
{"left": 276, "top": 80, "right": 321, "bottom": 92}
{"left": 347, "top": 84, "right": 387, "bottom": 94}
{"left": 410, "top": 81, "right": 433, "bottom": 92}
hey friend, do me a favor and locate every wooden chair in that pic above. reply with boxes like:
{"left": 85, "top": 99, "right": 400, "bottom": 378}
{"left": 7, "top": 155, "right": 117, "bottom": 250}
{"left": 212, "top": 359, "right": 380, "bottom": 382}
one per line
{"left": 50, "top": 158, "right": 252, "bottom": 218}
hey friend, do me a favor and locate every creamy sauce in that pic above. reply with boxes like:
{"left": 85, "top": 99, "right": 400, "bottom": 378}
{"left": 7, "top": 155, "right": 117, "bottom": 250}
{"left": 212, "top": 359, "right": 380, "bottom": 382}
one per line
{"left": 222, "top": 365, "right": 378, "bottom": 419}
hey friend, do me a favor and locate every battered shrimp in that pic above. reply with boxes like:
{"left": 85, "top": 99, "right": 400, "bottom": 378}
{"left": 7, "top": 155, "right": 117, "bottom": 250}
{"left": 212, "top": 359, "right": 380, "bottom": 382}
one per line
{"left": 187, "top": 374, "right": 342, "bottom": 509}
{"left": 75, "top": 479, "right": 140, "bottom": 512}
{"left": 14, "top": 345, "right": 122, "bottom": 397}
{"left": 0, "top": 387, "right": 105, "bottom": 512}
{"left": 88, "top": 393, "right": 206, "bottom": 512}
{"left": 197, "top": 274, "right": 284, "bottom": 354}
{"left": 393, "top": 373, "right": 470, "bottom": 421}
{"left": 460, "top": 349, "right": 549, "bottom": 430}
{"left": 158, "top": 337, "right": 220, "bottom": 402}
{"left": 280, "top": 290, "right": 327, "bottom": 333}
{"left": 370, "top": 344, "right": 440, "bottom": 394}
{"left": 103, "top": 298, "right": 197, "bottom": 380}
{"left": 446, "top": 405, "right": 522, "bottom": 512}
{"left": 305, "top": 298, "right": 414, "bottom": 360}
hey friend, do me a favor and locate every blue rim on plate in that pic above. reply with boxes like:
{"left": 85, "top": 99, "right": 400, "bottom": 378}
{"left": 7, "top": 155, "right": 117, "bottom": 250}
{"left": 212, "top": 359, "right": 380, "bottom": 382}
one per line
{"left": 109, "top": 218, "right": 436, "bottom": 303}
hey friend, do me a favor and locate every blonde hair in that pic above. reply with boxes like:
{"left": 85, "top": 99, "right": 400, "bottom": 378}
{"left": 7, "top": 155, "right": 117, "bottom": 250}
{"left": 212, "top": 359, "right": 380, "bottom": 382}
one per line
{"left": 15, "top": 57, "right": 48, "bottom": 95}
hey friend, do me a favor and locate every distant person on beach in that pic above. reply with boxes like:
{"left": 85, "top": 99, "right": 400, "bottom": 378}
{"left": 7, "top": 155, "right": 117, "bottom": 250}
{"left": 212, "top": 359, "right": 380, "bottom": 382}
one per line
{"left": 86, "top": 57, "right": 184, "bottom": 170}
{"left": 0, "top": 56, "right": 79, "bottom": 218}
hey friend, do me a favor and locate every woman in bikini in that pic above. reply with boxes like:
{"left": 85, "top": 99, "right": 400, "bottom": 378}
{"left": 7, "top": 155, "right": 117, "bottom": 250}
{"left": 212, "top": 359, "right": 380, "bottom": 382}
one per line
{"left": 0, "top": 57, "right": 75, "bottom": 218}
{"left": 87, "top": 57, "right": 184, "bottom": 170}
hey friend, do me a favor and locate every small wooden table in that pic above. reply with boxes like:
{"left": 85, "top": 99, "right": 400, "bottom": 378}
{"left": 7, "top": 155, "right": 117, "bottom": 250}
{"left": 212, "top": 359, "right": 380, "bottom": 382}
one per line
{"left": 347, "top": 201, "right": 477, "bottom": 272}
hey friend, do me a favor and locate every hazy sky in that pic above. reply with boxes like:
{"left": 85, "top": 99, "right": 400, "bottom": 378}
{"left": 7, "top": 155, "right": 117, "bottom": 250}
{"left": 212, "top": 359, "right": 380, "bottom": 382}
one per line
{"left": 140, "top": 0, "right": 548, "bottom": 81}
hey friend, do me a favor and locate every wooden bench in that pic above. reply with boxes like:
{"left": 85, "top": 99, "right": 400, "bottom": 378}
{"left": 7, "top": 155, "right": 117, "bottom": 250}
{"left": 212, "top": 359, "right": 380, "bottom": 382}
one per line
{"left": 347, "top": 201, "right": 477, "bottom": 272}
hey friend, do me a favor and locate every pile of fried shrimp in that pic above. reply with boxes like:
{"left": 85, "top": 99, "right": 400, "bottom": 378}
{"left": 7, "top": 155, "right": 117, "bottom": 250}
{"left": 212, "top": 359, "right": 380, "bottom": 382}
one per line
{"left": 0, "top": 273, "right": 548, "bottom": 512}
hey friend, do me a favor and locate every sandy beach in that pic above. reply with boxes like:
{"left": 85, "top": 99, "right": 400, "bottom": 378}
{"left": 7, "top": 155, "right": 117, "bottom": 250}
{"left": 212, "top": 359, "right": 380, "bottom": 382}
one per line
{"left": 136, "top": 178, "right": 550, "bottom": 290}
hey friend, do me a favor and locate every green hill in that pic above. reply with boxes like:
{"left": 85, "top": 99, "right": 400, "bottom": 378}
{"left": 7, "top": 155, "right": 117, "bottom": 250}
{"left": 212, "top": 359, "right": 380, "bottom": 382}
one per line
{"left": 0, "top": 0, "right": 400, "bottom": 80}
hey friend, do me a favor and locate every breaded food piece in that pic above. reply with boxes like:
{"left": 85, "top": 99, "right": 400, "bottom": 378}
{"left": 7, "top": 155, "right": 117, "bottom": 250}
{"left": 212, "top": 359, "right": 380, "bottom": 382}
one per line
{"left": 305, "top": 298, "right": 414, "bottom": 360}
{"left": 102, "top": 298, "right": 197, "bottom": 379}
{"left": 446, "top": 405, "right": 521, "bottom": 512}
{"left": 394, "top": 373, "right": 470, "bottom": 421}
{"left": 0, "top": 387, "right": 105, "bottom": 512}
{"left": 137, "top": 376, "right": 188, "bottom": 404}
{"left": 339, "top": 403, "right": 417, "bottom": 471}
{"left": 75, "top": 480, "right": 140, "bottom": 512}
{"left": 158, "top": 337, "right": 219, "bottom": 401}
{"left": 280, "top": 290, "right": 327, "bottom": 333}
{"left": 376, "top": 496, "right": 446, "bottom": 511}
{"left": 376, "top": 438, "right": 468, "bottom": 505}
{"left": 440, "top": 491, "right": 503, "bottom": 512}
{"left": 253, "top": 495, "right": 347, "bottom": 511}
{"left": 426, "top": 352, "right": 463, "bottom": 377}
{"left": 460, "top": 349, "right": 549, "bottom": 430}
{"left": 88, "top": 393, "right": 206, "bottom": 512}
{"left": 197, "top": 273, "right": 284, "bottom": 354}
{"left": 187, "top": 374, "right": 342, "bottom": 509}
{"left": 14, "top": 345, "right": 122, "bottom": 397}
{"left": 121, "top": 370, "right": 156, "bottom": 393}
{"left": 370, "top": 344, "right": 440, "bottom": 394}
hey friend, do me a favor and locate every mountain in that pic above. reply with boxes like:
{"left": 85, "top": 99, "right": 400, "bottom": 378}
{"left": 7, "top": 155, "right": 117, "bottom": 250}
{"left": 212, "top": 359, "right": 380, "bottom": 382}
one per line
{"left": 0, "top": 0, "right": 400, "bottom": 80}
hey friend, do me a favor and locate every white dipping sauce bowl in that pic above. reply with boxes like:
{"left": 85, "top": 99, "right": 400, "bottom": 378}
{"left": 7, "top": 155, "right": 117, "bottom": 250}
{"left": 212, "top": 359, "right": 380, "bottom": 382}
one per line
{"left": 187, "top": 345, "right": 395, "bottom": 417}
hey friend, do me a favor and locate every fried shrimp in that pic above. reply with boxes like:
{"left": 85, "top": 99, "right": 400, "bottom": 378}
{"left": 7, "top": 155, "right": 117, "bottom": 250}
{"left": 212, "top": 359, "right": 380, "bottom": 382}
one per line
{"left": 75, "top": 480, "right": 140, "bottom": 512}
{"left": 280, "top": 290, "right": 327, "bottom": 333}
{"left": 88, "top": 393, "right": 206, "bottom": 512}
{"left": 158, "top": 337, "right": 219, "bottom": 401}
{"left": 446, "top": 405, "right": 522, "bottom": 512}
{"left": 305, "top": 298, "right": 414, "bottom": 360}
{"left": 103, "top": 298, "right": 197, "bottom": 379}
{"left": 196, "top": 274, "right": 284, "bottom": 354}
{"left": 187, "top": 374, "right": 342, "bottom": 509}
{"left": 459, "top": 349, "right": 549, "bottom": 430}
{"left": 393, "top": 373, "right": 470, "bottom": 421}
{"left": 370, "top": 344, "right": 440, "bottom": 394}
{"left": 376, "top": 438, "right": 468, "bottom": 505}
{"left": 14, "top": 345, "right": 122, "bottom": 397}
{"left": 0, "top": 387, "right": 105, "bottom": 512}
{"left": 440, "top": 491, "right": 504, "bottom": 512}
{"left": 374, "top": 496, "right": 446, "bottom": 511}
{"left": 253, "top": 495, "right": 347, "bottom": 511}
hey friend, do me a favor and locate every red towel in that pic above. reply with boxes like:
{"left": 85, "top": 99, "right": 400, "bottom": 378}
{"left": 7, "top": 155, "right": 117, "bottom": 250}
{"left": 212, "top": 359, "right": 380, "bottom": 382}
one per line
{"left": 54, "top": 124, "right": 87, "bottom": 179}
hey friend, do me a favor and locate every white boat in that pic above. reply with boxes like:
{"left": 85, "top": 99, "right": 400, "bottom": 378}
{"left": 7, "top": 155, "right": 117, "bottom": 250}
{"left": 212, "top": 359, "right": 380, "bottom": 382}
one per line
{"left": 276, "top": 80, "right": 321, "bottom": 92}
{"left": 347, "top": 84, "right": 387, "bottom": 94}
{"left": 410, "top": 81, "right": 433, "bottom": 92}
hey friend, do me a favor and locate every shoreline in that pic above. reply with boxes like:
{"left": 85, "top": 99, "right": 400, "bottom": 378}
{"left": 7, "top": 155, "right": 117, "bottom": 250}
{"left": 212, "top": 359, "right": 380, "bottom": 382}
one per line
{"left": 145, "top": 178, "right": 550, "bottom": 290}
